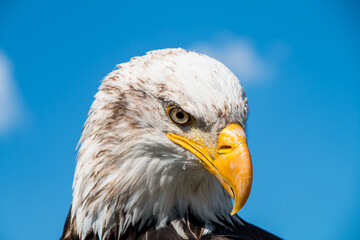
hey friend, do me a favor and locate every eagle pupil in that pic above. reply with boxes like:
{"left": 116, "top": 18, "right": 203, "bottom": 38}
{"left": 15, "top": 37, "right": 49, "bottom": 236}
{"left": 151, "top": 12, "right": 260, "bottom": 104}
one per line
{"left": 176, "top": 112, "right": 184, "bottom": 119}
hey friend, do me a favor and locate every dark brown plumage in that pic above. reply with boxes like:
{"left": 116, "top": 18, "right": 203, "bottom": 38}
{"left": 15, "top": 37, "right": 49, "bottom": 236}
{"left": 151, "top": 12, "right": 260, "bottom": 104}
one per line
{"left": 61, "top": 206, "right": 281, "bottom": 240}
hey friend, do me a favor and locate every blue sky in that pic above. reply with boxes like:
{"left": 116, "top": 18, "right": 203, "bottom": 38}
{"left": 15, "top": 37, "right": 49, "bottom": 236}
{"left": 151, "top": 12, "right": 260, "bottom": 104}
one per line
{"left": 0, "top": 1, "right": 359, "bottom": 239}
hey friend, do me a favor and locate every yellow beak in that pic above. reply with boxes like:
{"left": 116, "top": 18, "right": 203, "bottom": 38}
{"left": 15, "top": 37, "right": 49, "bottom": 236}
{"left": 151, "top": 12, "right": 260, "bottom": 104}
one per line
{"left": 167, "top": 123, "right": 253, "bottom": 215}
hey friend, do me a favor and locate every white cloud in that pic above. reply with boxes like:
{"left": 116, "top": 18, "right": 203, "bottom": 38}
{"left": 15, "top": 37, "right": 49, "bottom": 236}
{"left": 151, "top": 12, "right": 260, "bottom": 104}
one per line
{"left": 0, "top": 51, "right": 23, "bottom": 134}
{"left": 189, "top": 33, "right": 288, "bottom": 84}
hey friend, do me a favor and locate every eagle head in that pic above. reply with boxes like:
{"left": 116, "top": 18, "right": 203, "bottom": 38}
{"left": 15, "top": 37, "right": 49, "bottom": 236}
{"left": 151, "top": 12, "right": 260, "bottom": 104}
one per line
{"left": 70, "top": 48, "right": 252, "bottom": 239}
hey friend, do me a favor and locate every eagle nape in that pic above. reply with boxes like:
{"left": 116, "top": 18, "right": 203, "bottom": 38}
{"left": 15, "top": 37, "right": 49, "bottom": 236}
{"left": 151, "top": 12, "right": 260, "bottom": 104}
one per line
{"left": 60, "top": 48, "right": 281, "bottom": 240}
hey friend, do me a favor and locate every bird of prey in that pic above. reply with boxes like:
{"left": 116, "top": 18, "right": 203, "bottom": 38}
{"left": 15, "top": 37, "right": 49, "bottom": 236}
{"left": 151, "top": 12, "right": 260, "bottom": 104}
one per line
{"left": 60, "top": 48, "right": 281, "bottom": 240}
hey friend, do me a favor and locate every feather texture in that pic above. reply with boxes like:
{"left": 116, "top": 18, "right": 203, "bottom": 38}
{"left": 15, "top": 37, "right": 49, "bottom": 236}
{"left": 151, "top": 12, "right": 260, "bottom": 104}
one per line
{"left": 61, "top": 206, "right": 281, "bottom": 240}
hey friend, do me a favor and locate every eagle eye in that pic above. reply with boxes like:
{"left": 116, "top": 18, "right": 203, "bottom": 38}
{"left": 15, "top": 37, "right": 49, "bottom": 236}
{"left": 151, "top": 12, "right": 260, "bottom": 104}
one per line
{"left": 168, "top": 106, "right": 191, "bottom": 125}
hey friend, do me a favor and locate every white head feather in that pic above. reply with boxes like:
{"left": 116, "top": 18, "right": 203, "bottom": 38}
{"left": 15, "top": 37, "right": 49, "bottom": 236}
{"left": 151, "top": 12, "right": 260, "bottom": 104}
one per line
{"left": 71, "top": 48, "right": 249, "bottom": 239}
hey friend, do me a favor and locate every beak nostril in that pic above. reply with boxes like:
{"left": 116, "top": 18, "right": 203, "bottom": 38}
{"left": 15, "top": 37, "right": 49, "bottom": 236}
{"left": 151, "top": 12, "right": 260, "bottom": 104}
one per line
{"left": 217, "top": 145, "right": 232, "bottom": 154}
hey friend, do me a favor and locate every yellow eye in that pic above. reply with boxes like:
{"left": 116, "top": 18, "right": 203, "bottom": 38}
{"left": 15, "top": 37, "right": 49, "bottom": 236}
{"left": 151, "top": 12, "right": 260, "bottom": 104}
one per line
{"left": 168, "top": 106, "right": 191, "bottom": 125}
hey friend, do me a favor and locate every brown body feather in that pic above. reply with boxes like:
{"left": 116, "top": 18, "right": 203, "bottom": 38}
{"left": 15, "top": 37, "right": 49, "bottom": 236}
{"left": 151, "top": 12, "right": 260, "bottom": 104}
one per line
{"left": 60, "top": 206, "right": 281, "bottom": 240}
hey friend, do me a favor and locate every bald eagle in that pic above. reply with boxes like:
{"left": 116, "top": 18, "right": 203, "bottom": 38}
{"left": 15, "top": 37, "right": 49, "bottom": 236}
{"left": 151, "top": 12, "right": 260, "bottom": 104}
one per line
{"left": 60, "top": 48, "right": 281, "bottom": 240}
